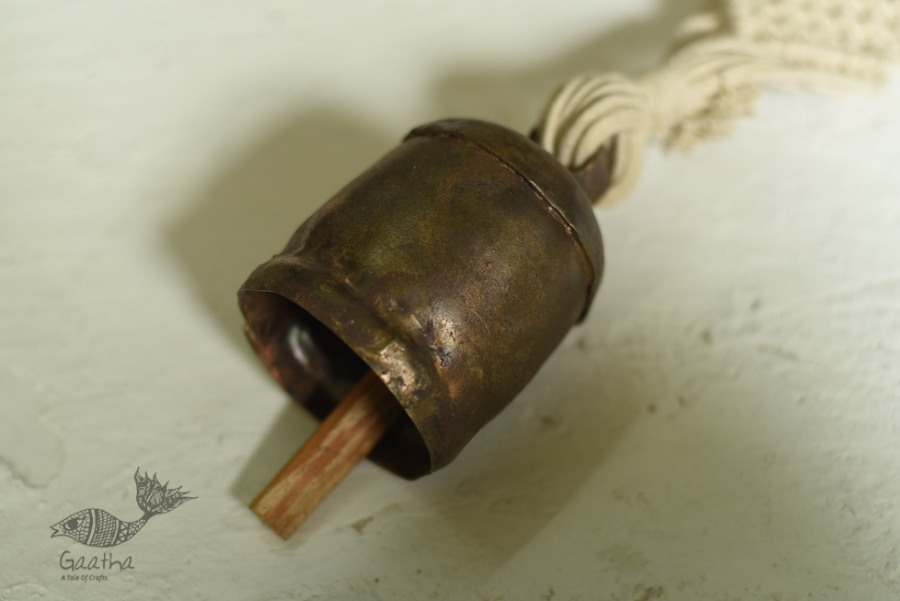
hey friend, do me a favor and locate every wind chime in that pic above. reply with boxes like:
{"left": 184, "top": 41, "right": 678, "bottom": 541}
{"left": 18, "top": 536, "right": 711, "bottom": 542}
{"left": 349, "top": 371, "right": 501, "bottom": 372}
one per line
{"left": 237, "top": 0, "right": 900, "bottom": 538}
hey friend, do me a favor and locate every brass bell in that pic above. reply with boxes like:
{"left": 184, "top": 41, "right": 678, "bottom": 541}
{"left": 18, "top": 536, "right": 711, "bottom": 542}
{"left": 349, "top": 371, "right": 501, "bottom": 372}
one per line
{"left": 239, "top": 118, "right": 606, "bottom": 537}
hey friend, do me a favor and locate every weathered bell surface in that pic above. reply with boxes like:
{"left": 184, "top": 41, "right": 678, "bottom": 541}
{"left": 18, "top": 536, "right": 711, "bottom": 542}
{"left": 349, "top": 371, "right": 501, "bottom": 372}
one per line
{"left": 238, "top": 119, "right": 603, "bottom": 479}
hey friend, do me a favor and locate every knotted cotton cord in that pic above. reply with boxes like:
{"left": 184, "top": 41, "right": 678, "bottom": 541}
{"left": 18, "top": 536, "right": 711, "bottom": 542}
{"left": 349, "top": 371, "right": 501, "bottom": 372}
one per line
{"left": 536, "top": 0, "right": 900, "bottom": 206}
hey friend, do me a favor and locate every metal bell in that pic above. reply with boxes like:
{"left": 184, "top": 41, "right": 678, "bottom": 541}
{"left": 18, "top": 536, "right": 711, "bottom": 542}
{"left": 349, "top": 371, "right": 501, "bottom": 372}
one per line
{"left": 238, "top": 119, "right": 603, "bottom": 479}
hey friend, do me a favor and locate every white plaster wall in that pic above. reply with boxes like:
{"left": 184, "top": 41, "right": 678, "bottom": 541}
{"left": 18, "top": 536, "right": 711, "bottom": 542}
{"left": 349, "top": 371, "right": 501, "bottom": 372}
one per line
{"left": 2, "top": 1, "right": 899, "bottom": 599}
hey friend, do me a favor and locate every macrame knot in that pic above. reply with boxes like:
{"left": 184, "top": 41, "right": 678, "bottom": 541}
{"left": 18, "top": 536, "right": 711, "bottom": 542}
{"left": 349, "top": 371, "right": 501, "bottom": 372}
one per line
{"left": 643, "top": 40, "right": 773, "bottom": 150}
{"left": 536, "top": 0, "right": 900, "bottom": 207}
{"left": 536, "top": 40, "right": 777, "bottom": 207}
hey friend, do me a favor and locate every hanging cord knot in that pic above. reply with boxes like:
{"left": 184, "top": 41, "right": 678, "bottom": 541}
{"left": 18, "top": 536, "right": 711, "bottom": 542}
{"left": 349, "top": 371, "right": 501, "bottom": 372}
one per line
{"left": 536, "top": 73, "right": 651, "bottom": 207}
{"left": 536, "top": 39, "right": 785, "bottom": 206}
{"left": 536, "top": 0, "right": 900, "bottom": 207}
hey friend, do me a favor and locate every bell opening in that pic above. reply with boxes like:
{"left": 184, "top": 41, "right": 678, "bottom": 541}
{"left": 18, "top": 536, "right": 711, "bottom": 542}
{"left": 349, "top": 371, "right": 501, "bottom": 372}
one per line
{"left": 238, "top": 289, "right": 432, "bottom": 479}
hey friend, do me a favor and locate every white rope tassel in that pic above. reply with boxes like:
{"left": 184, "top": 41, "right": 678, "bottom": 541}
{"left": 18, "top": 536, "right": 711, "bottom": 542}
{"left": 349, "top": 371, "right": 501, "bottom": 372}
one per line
{"left": 538, "top": 0, "right": 900, "bottom": 207}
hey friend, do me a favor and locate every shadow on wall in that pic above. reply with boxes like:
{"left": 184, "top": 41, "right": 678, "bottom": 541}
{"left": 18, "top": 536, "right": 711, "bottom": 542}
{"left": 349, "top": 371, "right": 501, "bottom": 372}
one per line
{"left": 163, "top": 0, "right": 726, "bottom": 593}
{"left": 165, "top": 110, "right": 396, "bottom": 358}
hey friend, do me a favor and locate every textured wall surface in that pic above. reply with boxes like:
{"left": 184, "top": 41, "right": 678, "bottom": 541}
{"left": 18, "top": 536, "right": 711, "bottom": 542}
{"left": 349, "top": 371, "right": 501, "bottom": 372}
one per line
{"left": 2, "top": 1, "right": 899, "bottom": 599}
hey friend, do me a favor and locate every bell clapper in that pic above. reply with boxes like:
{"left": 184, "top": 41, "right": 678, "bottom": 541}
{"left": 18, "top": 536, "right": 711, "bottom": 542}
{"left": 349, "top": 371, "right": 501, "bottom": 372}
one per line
{"left": 250, "top": 370, "right": 400, "bottom": 539}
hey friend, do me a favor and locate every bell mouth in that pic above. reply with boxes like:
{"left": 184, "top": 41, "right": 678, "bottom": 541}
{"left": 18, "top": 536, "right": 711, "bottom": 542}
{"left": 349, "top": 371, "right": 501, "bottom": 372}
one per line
{"left": 238, "top": 288, "right": 432, "bottom": 479}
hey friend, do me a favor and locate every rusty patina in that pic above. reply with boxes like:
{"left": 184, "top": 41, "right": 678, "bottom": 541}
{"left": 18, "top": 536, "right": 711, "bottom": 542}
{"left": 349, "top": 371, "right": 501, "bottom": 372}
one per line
{"left": 239, "top": 119, "right": 608, "bottom": 478}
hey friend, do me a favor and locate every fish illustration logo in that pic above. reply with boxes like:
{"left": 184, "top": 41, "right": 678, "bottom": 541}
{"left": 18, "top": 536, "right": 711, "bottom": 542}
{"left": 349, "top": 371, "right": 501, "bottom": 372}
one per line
{"left": 50, "top": 469, "right": 195, "bottom": 548}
